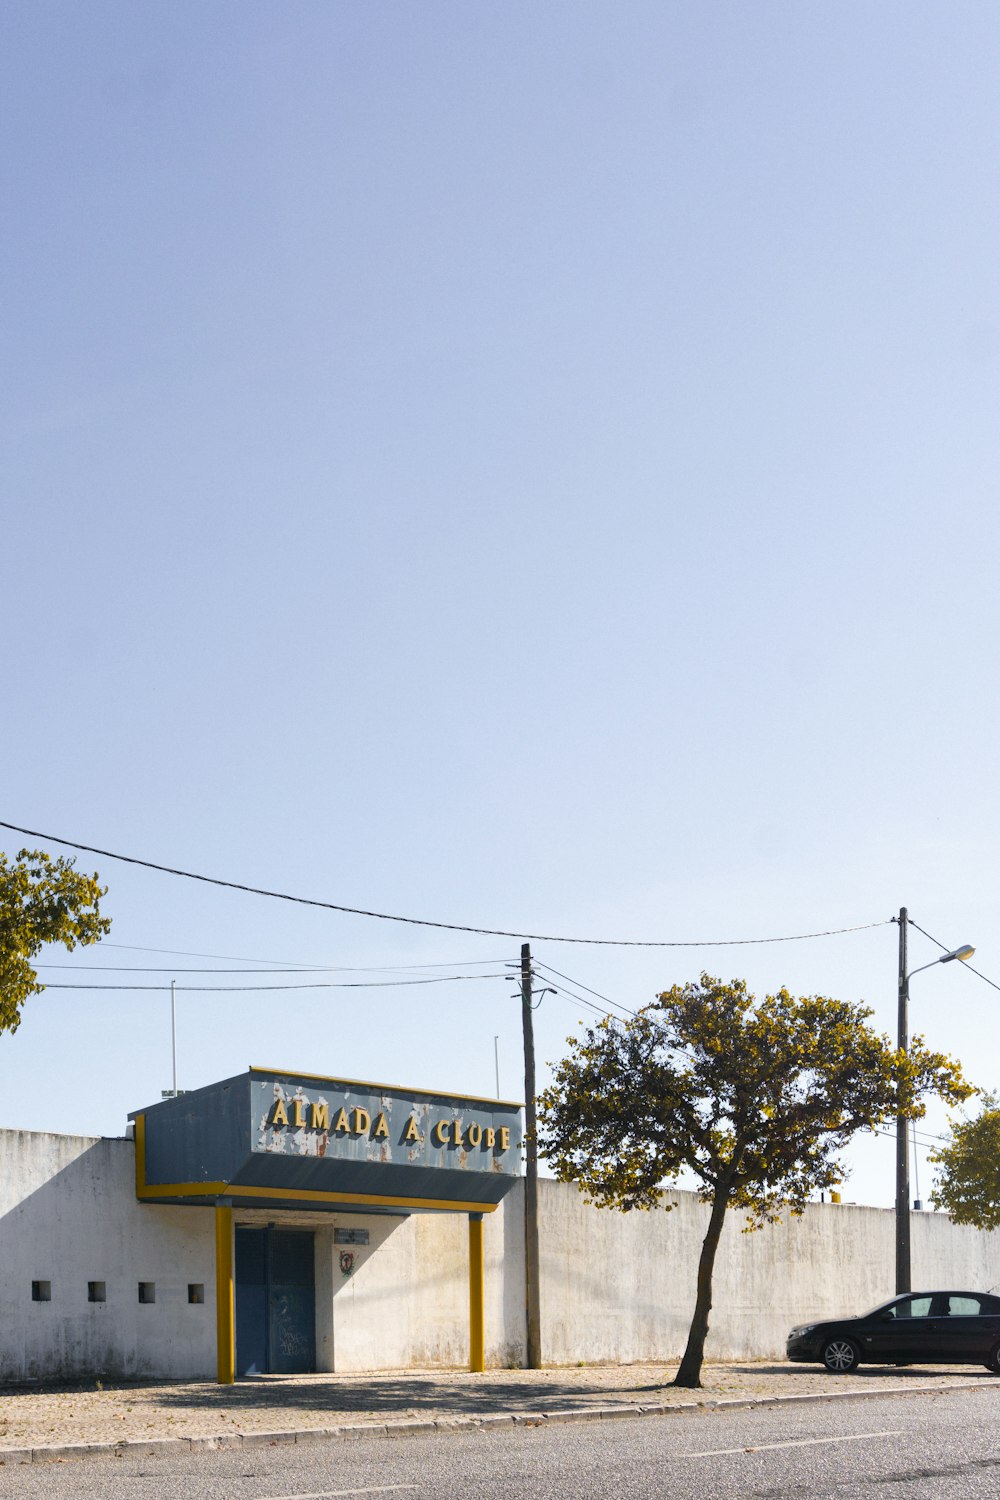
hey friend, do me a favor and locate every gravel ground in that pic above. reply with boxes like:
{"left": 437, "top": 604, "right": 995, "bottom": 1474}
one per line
{"left": 2, "top": 1361, "right": 998, "bottom": 1451}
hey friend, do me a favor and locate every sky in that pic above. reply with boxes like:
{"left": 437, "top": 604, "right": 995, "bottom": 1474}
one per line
{"left": 3, "top": 2, "right": 999, "bottom": 1219}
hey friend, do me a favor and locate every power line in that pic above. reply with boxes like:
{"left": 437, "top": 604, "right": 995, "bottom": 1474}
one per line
{"left": 34, "top": 960, "right": 508, "bottom": 975}
{"left": 543, "top": 980, "right": 619, "bottom": 1023}
{"left": 102, "top": 941, "right": 334, "bottom": 967}
{"left": 1, "top": 819, "right": 890, "bottom": 949}
{"left": 41, "top": 973, "right": 509, "bottom": 994}
{"left": 533, "top": 961, "right": 638, "bottom": 1020}
{"left": 97, "top": 941, "right": 508, "bottom": 970}
{"left": 907, "top": 918, "right": 1000, "bottom": 998}
{"left": 871, "top": 1125, "right": 948, "bottom": 1148}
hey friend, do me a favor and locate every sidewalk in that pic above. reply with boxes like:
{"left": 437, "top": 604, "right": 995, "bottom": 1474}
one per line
{"left": 3, "top": 1362, "right": 999, "bottom": 1462}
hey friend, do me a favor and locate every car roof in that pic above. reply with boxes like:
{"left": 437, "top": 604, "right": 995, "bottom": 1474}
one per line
{"left": 895, "top": 1289, "right": 991, "bottom": 1298}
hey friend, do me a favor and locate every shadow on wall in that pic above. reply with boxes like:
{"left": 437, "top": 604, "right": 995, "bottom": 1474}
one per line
{"left": 326, "top": 1217, "right": 405, "bottom": 1301}
{"left": 0, "top": 1136, "right": 213, "bottom": 1383}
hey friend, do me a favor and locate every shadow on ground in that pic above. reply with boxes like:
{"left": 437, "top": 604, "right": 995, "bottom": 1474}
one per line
{"left": 0, "top": 1373, "right": 661, "bottom": 1415}
{"left": 4, "top": 1364, "right": 994, "bottom": 1416}
{"left": 719, "top": 1364, "right": 996, "bottom": 1380}
{"left": 630, "top": 1364, "right": 998, "bottom": 1391}
{"left": 151, "top": 1375, "right": 651, "bottom": 1415}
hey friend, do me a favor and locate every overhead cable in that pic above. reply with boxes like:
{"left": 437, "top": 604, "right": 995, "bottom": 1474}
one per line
{"left": 96, "top": 941, "right": 508, "bottom": 969}
{"left": 34, "top": 959, "right": 508, "bottom": 975}
{"left": 543, "top": 980, "right": 620, "bottom": 1023}
{"left": 907, "top": 918, "right": 1000, "bottom": 998}
{"left": 0, "top": 819, "right": 890, "bottom": 949}
{"left": 533, "top": 961, "right": 638, "bottom": 1019}
{"left": 41, "top": 973, "right": 508, "bottom": 994}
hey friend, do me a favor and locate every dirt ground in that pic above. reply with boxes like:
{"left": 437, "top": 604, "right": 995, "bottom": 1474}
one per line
{"left": 2, "top": 1361, "right": 998, "bottom": 1451}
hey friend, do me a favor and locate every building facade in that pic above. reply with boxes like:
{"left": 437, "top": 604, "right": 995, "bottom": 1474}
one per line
{"left": 4, "top": 1067, "right": 1000, "bottom": 1384}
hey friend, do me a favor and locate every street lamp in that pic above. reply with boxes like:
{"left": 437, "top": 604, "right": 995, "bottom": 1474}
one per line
{"left": 895, "top": 907, "right": 975, "bottom": 1293}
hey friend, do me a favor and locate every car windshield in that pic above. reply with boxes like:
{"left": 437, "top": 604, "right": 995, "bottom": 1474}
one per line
{"left": 860, "top": 1299, "right": 898, "bottom": 1319}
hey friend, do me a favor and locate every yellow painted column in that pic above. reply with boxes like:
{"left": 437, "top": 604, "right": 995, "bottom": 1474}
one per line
{"left": 215, "top": 1204, "right": 235, "bottom": 1384}
{"left": 469, "top": 1212, "right": 485, "bottom": 1373}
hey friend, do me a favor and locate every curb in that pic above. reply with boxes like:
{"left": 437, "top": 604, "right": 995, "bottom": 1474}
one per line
{"left": 3, "top": 1377, "right": 999, "bottom": 1466}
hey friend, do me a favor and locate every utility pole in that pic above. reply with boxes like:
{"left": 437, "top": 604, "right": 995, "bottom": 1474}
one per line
{"left": 895, "top": 907, "right": 910, "bottom": 1295}
{"left": 521, "top": 942, "right": 542, "bottom": 1368}
{"left": 893, "top": 910, "right": 975, "bottom": 1294}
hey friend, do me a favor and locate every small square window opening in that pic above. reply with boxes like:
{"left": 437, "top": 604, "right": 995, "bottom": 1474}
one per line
{"left": 32, "top": 1280, "right": 51, "bottom": 1302}
{"left": 88, "top": 1281, "right": 106, "bottom": 1303}
{"left": 188, "top": 1283, "right": 205, "bottom": 1304}
{"left": 138, "top": 1282, "right": 156, "bottom": 1304}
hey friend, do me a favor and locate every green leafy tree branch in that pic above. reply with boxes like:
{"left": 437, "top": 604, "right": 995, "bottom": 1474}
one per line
{"left": 0, "top": 847, "right": 111, "bottom": 1033}
{"left": 930, "top": 1096, "right": 1000, "bottom": 1229}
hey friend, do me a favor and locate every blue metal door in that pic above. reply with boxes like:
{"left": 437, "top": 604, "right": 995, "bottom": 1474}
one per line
{"left": 236, "top": 1227, "right": 315, "bottom": 1376}
{"left": 267, "top": 1229, "right": 316, "bottom": 1374}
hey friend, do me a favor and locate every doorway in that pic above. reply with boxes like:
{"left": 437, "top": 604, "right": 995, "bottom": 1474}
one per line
{"left": 235, "top": 1227, "right": 316, "bottom": 1376}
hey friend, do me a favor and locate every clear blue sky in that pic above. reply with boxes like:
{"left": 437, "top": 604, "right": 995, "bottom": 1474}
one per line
{"left": 3, "top": 2, "right": 999, "bottom": 1216}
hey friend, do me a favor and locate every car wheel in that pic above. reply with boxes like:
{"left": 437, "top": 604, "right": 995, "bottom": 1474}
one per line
{"left": 822, "top": 1338, "right": 860, "bottom": 1373}
{"left": 985, "top": 1343, "right": 1000, "bottom": 1374}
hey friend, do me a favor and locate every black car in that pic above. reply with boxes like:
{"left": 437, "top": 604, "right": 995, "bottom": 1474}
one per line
{"left": 787, "top": 1291, "right": 1000, "bottom": 1373}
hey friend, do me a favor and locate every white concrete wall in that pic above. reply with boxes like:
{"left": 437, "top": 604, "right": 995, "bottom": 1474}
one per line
{"left": 0, "top": 1132, "right": 526, "bottom": 1382}
{"left": 0, "top": 1131, "right": 215, "bottom": 1382}
{"left": 5, "top": 1130, "right": 1000, "bottom": 1380}
{"left": 536, "top": 1178, "right": 1000, "bottom": 1363}
{"left": 294, "top": 1193, "right": 525, "bottom": 1372}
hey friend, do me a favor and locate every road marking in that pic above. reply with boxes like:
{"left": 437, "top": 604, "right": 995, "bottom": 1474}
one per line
{"left": 677, "top": 1429, "right": 903, "bottom": 1459}
{"left": 260, "top": 1488, "right": 418, "bottom": 1499}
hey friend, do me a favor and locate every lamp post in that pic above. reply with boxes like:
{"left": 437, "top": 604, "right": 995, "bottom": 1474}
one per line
{"left": 895, "top": 907, "right": 975, "bottom": 1293}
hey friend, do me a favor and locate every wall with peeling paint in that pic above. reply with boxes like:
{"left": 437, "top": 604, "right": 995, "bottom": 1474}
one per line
{"left": 4, "top": 1129, "right": 1000, "bottom": 1381}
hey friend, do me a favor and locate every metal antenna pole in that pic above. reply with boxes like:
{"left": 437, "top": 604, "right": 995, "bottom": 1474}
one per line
{"left": 494, "top": 1035, "right": 500, "bottom": 1098}
{"left": 170, "top": 979, "right": 178, "bottom": 1096}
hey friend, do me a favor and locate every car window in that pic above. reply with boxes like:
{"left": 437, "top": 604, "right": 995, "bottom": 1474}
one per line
{"left": 981, "top": 1295, "right": 1000, "bottom": 1314}
{"left": 863, "top": 1301, "right": 898, "bottom": 1318}
{"left": 891, "top": 1295, "right": 934, "bottom": 1319}
{"left": 945, "top": 1295, "right": 981, "bottom": 1316}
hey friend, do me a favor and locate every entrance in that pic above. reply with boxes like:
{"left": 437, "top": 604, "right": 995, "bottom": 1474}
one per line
{"left": 235, "top": 1227, "right": 316, "bottom": 1376}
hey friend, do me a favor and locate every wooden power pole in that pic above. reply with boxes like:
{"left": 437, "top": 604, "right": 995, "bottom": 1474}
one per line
{"left": 520, "top": 942, "right": 542, "bottom": 1367}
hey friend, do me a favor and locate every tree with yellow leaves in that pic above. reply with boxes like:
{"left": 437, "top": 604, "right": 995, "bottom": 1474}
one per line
{"left": 0, "top": 847, "right": 111, "bottom": 1034}
{"left": 930, "top": 1096, "right": 1000, "bottom": 1229}
{"left": 537, "top": 973, "right": 972, "bottom": 1388}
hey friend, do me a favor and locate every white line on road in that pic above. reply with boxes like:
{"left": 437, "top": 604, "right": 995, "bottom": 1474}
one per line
{"left": 677, "top": 1429, "right": 903, "bottom": 1459}
{"left": 259, "top": 1488, "right": 418, "bottom": 1499}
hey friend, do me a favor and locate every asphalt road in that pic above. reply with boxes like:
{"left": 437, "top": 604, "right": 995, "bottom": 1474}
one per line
{"left": 5, "top": 1386, "right": 1000, "bottom": 1499}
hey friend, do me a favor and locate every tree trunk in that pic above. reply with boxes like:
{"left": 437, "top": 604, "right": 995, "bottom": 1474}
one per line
{"left": 673, "top": 1186, "right": 731, "bottom": 1388}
